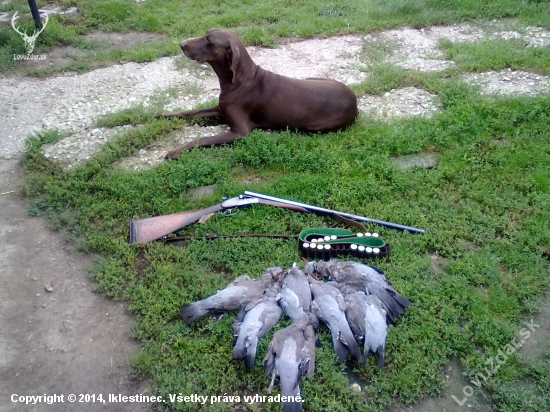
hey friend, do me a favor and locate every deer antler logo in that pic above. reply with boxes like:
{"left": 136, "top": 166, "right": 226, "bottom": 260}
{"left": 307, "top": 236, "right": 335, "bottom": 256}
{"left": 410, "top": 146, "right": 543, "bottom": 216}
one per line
{"left": 11, "top": 11, "right": 49, "bottom": 55}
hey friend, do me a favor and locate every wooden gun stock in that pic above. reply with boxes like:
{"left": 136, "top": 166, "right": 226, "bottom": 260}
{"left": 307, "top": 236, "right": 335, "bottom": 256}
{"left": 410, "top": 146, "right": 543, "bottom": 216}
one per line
{"left": 130, "top": 203, "right": 226, "bottom": 245}
{"left": 129, "top": 197, "right": 308, "bottom": 245}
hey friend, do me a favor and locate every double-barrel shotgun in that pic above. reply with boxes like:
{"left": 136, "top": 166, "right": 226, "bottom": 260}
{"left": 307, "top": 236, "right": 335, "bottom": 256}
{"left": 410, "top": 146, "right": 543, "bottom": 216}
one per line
{"left": 129, "top": 191, "right": 424, "bottom": 245}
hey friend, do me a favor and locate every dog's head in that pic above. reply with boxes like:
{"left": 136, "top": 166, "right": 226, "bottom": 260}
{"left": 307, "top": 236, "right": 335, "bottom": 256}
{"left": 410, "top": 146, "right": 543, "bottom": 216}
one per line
{"left": 180, "top": 29, "right": 244, "bottom": 82}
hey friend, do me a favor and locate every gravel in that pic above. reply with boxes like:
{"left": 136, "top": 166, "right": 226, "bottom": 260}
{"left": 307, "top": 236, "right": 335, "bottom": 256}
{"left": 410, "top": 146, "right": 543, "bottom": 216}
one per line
{"left": 1, "top": 58, "right": 187, "bottom": 158}
{"left": 247, "top": 35, "right": 366, "bottom": 84}
{"left": 463, "top": 68, "right": 550, "bottom": 96}
{"left": 41, "top": 125, "right": 133, "bottom": 169}
{"left": 380, "top": 21, "right": 550, "bottom": 72}
{"left": 1, "top": 20, "right": 549, "bottom": 170}
{"left": 358, "top": 87, "right": 441, "bottom": 119}
{"left": 116, "top": 125, "right": 231, "bottom": 171}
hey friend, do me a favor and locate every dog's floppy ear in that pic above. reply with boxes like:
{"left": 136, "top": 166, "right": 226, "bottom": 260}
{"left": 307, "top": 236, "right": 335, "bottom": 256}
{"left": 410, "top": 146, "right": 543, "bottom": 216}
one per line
{"left": 226, "top": 38, "right": 241, "bottom": 83}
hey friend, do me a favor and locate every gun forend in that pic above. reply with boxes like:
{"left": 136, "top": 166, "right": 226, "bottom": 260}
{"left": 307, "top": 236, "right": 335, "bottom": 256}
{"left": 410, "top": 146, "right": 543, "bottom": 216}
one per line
{"left": 242, "top": 191, "right": 425, "bottom": 234}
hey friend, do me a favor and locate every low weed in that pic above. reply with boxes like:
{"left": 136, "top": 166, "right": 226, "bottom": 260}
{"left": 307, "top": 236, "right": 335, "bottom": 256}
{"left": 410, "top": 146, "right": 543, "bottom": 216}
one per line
{"left": 23, "top": 81, "right": 550, "bottom": 411}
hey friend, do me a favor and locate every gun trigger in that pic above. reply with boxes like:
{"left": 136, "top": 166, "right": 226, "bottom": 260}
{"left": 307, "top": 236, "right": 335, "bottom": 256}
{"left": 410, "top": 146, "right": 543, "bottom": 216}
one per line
{"left": 222, "top": 208, "right": 239, "bottom": 217}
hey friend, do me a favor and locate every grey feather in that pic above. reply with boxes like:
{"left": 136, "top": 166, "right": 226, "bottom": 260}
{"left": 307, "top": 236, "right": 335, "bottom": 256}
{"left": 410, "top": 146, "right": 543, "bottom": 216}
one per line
{"left": 180, "top": 267, "right": 280, "bottom": 324}
{"left": 279, "top": 263, "right": 312, "bottom": 321}
{"left": 345, "top": 292, "right": 388, "bottom": 367}
{"left": 263, "top": 313, "right": 316, "bottom": 412}
{"left": 308, "top": 276, "right": 363, "bottom": 363}
{"left": 363, "top": 294, "right": 388, "bottom": 368}
{"left": 232, "top": 283, "right": 283, "bottom": 368}
{"left": 310, "top": 261, "right": 410, "bottom": 324}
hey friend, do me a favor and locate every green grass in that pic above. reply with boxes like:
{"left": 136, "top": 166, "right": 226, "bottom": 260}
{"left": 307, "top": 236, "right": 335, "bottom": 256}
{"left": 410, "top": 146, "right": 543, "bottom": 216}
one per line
{"left": 22, "top": 73, "right": 550, "bottom": 410}
{"left": 440, "top": 38, "right": 550, "bottom": 75}
{"left": 11, "top": 0, "right": 550, "bottom": 410}
{"left": 1, "top": 0, "right": 550, "bottom": 73}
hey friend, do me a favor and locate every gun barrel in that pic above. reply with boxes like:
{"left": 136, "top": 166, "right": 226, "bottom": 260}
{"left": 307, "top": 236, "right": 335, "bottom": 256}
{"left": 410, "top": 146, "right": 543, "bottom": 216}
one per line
{"left": 242, "top": 191, "right": 425, "bottom": 234}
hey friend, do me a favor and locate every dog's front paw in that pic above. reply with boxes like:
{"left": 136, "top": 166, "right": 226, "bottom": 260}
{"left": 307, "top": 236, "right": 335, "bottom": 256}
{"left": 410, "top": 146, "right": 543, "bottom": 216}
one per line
{"left": 165, "top": 147, "right": 184, "bottom": 160}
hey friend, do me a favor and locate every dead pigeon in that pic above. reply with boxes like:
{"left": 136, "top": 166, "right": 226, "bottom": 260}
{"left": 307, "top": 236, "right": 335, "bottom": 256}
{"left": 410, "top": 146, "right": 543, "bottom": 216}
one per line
{"left": 279, "top": 263, "right": 312, "bottom": 321}
{"left": 344, "top": 292, "right": 388, "bottom": 367}
{"left": 263, "top": 313, "right": 316, "bottom": 412}
{"left": 232, "top": 283, "right": 283, "bottom": 368}
{"left": 308, "top": 275, "right": 363, "bottom": 363}
{"left": 307, "top": 261, "right": 410, "bottom": 324}
{"left": 180, "top": 267, "right": 282, "bottom": 324}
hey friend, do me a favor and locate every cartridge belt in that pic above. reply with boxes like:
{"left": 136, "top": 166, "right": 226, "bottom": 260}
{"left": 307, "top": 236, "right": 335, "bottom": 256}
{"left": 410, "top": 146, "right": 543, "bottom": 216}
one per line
{"left": 299, "top": 228, "right": 389, "bottom": 259}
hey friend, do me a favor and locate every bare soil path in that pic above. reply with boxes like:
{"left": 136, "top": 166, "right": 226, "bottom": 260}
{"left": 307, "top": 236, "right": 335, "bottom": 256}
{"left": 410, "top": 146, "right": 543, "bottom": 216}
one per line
{"left": 0, "top": 160, "right": 149, "bottom": 411}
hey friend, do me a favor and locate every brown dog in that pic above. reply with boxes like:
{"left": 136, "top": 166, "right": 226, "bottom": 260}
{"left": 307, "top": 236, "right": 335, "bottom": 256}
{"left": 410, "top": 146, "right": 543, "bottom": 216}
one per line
{"left": 158, "top": 29, "right": 358, "bottom": 159}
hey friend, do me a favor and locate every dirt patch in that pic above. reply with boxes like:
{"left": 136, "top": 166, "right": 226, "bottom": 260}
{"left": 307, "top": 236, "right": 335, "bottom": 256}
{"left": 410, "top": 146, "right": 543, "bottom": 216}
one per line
{"left": 518, "top": 296, "right": 550, "bottom": 360}
{"left": 0, "top": 160, "right": 149, "bottom": 411}
{"left": 17, "top": 45, "right": 80, "bottom": 70}
{"left": 390, "top": 153, "right": 439, "bottom": 170}
{"left": 390, "top": 359, "right": 493, "bottom": 412}
{"left": 85, "top": 30, "right": 165, "bottom": 48}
